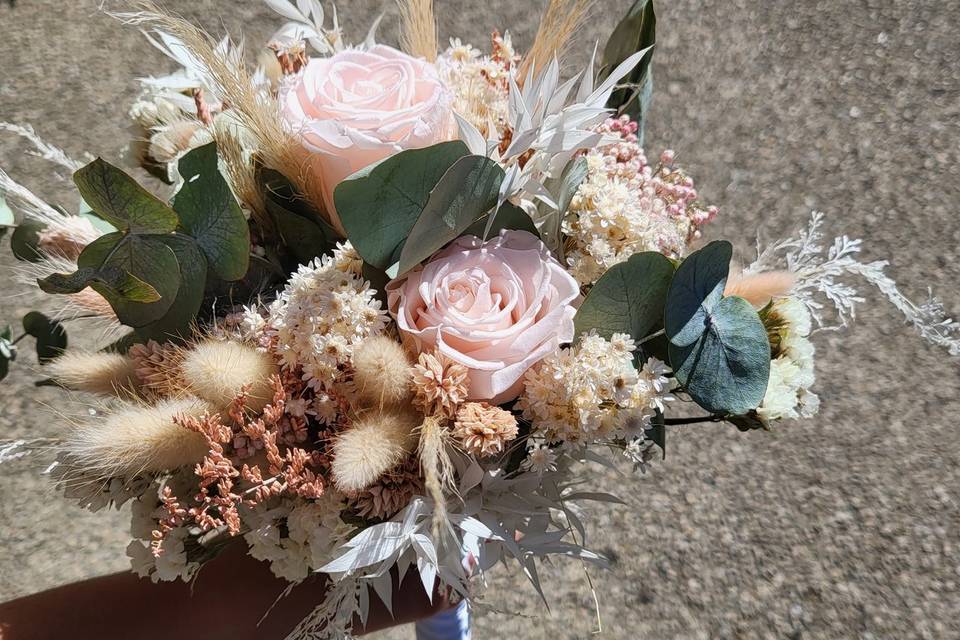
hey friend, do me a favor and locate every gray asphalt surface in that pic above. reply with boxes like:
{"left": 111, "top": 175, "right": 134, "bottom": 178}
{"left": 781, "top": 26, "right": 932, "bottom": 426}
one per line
{"left": 1, "top": 1, "right": 959, "bottom": 638}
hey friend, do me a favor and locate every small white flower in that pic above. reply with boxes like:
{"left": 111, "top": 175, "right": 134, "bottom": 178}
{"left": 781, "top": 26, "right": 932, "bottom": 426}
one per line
{"left": 523, "top": 445, "right": 558, "bottom": 475}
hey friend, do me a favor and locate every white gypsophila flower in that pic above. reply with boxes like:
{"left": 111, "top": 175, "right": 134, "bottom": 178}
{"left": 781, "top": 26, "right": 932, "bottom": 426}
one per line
{"left": 266, "top": 253, "right": 388, "bottom": 391}
{"left": 522, "top": 445, "right": 558, "bottom": 476}
{"left": 518, "top": 333, "right": 676, "bottom": 444}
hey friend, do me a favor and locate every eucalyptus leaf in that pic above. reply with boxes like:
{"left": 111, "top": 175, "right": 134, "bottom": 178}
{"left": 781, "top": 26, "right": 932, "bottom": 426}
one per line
{"left": 465, "top": 202, "right": 538, "bottom": 240}
{"left": 573, "top": 251, "right": 675, "bottom": 344}
{"left": 76, "top": 232, "right": 181, "bottom": 327}
{"left": 646, "top": 408, "right": 666, "bottom": 459}
{"left": 267, "top": 198, "right": 334, "bottom": 264}
{"left": 173, "top": 143, "right": 250, "bottom": 281}
{"left": 38, "top": 265, "right": 160, "bottom": 302}
{"left": 334, "top": 141, "right": 470, "bottom": 270}
{"left": 135, "top": 235, "right": 207, "bottom": 342}
{"left": 78, "top": 198, "right": 118, "bottom": 234}
{"left": 73, "top": 158, "right": 179, "bottom": 234}
{"left": 664, "top": 241, "right": 770, "bottom": 415}
{"left": 259, "top": 168, "right": 340, "bottom": 240}
{"left": 600, "top": 0, "right": 656, "bottom": 143}
{"left": 21, "top": 311, "right": 67, "bottom": 363}
{"left": 10, "top": 219, "right": 47, "bottom": 262}
{"left": 397, "top": 154, "right": 504, "bottom": 275}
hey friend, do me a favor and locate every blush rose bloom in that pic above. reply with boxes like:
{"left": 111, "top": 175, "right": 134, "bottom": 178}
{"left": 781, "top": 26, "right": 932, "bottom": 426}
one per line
{"left": 279, "top": 45, "right": 453, "bottom": 231}
{"left": 387, "top": 230, "right": 580, "bottom": 404}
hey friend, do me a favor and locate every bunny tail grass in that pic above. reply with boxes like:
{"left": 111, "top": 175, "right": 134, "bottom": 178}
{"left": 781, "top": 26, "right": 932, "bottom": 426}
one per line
{"left": 417, "top": 415, "right": 455, "bottom": 539}
{"left": 351, "top": 335, "right": 414, "bottom": 409}
{"left": 62, "top": 397, "right": 212, "bottom": 479}
{"left": 724, "top": 270, "right": 797, "bottom": 307}
{"left": 398, "top": 0, "right": 438, "bottom": 62}
{"left": 47, "top": 351, "right": 140, "bottom": 397}
{"left": 331, "top": 409, "right": 421, "bottom": 493}
{"left": 180, "top": 340, "right": 279, "bottom": 412}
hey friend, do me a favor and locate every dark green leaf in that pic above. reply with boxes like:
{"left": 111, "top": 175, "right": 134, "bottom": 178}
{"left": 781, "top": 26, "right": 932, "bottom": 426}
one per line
{"left": 135, "top": 235, "right": 207, "bottom": 342}
{"left": 465, "top": 202, "right": 539, "bottom": 240}
{"left": 645, "top": 408, "right": 666, "bottom": 459}
{"left": 259, "top": 168, "right": 340, "bottom": 240}
{"left": 38, "top": 265, "right": 160, "bottom": 302}
{"left": 0, "top": 353, "right": 8, "bottom": 381}
{"left": 574, "top": 252, "right": 675, "bottom": 343}
{"left": 76, "top": 232, "right": 181, "bottom": 327}
{"left": 727, "top": 411, "right": 767, "bottom": 432}
{"left": 10, "top": 219, "right": 47, "bottom": 262}
{"left": 173, "top": 143, "right": 250, "bottom": 281}
{"left": 335, "top": 141, "right": 470, "bottom": 270}
{"left": 73, "top": 158, "right": 179, "bottom": 234}
{"left": 267, "top": 198, "right": 334, "bottom": 265}
{"left": 22, "top": 311, "right": 67, "bottom": 363}
{"left": 600, "top": 0, "right": 656, "bottom": 143}
{"left": 78, "top": 198, "right": 119, "bottom": 234}
{"left": 664, "top": 241, "right": 770, "bottom": 415}
{"left": 397, "top": 155, "right": 504, "bottom": 275}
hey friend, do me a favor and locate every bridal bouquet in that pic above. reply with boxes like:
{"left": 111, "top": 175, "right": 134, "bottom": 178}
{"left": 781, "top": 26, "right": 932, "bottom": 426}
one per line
{"left": 2, "top": 0, "right": 957, "bottom": 637}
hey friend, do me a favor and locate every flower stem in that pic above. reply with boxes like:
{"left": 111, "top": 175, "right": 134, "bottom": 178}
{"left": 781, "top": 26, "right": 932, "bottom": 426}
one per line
{"left": 662, "top": 415, "right": 724, "bottom": 426}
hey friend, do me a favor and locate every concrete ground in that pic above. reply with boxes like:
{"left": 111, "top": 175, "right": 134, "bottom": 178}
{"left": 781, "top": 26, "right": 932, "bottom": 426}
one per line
{"left": 1, "top": 0, "right": 959, "bottom": 638}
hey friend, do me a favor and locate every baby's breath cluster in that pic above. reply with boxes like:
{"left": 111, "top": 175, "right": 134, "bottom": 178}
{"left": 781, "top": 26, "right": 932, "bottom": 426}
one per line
{"left": 518, "top": 332, "right": 676, "bottom": 444}
{"left": 564, "top": 116, "right": 718, "bottom": 284}
{"left": 757, "top": 297, "right": 819, "bottom": 424}
{"left": 264, "top": 246, "right": 388, "bottom": 391}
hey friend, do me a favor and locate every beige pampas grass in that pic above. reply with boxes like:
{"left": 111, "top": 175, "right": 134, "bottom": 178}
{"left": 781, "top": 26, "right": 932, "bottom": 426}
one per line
{"left": 518, "top": 0, "right": 593, "bottom": 79}
{"left": 62, "top": 396, "right": 212, "bottom": 478}
{"left": 180, "top": 340, "right": 278, "bottom": 411}
{"left": 48, "top": 351, "right": 140, "bottom": 397}
{"left": 724, "top": 270, "right": 796, "bottom": 307}
{"left": 417, "top": 415, "right": 455, "bottom": 538}
{"left": 331, "top": 409, "right": 421, "bottom": 493}
{"left": 351, "top": 336, "right": 413, "bottom": 408}
{"left": 398, "top": 0, "right": 438, "bottom": 62}
{"left": 117, "top": 3, "right": 335, "bottom": 232}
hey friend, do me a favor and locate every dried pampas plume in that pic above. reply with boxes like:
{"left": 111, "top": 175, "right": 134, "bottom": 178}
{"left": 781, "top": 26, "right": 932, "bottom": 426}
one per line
{"left": 351, "top": 336, "right": 413, "bottom": 408}
{"left": 62, "top": 397, "right": 212, "bottom": 479}
{"left": 398, "top": 0, "right": 438, "bottom": 62}
{"left": 417, "top": 415, "right": 455, "bottom": 538}
{"left": 114, "top": 2, "right": 334, "bottom": 232}
{"left": 724, "top": 270, "right": 796, "bottom": 307}
{"left": 180, "top": 340, "right": 279, "bottom": 412}
{"left": 518, "top": 0, "right": 593, "bottom": 79}
{"left": 48, "top": 351, "right": 140, "bottom": 397}
{"left": 331, "top": 409, "right": 421, "bottom": 493}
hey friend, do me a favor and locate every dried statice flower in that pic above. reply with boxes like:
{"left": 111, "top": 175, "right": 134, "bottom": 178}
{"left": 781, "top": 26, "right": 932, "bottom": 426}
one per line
{"left": 747, "top": 212, "right": 960, "bottom": 356}
{"left": 453, "top": 402, "right": 519, "bottom": 457}
{"left": 518, "top": 332, "right": 675, "bottom": 444}
{"left": 564, "top": 116, "right": 717, "bottom": 284}
{"left": 756, "top": 297, "right": 819, "bottom": 424}
{"left": 348, "top": 455, "right": 424, "bottom": 520}
{"left": 411, "top": 350, "right": 469, "bottom": 418}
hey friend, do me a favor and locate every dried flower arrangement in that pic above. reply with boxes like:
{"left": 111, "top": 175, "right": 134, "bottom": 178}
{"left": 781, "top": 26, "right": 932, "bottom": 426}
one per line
{"left": 1, "top": 0, "right": 958, "bottom": 638}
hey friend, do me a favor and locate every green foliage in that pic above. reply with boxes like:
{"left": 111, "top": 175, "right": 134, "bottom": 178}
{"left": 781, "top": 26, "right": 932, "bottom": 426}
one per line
{"left": 646, "top": 409, "right": 666, "bottom": 459}
{"left": 574, "top": 252, "right": 675, "bottom": 348}
{"left": 74, "top": 232, "right": 181, "bottom": 327}
{"left": 397, "top": 154, "right": 504, "bottom": 275}
{"left": 465, "top": 202, "right": 538, "bottom": 240}
{"left": 135, "top": 235, "right": 207, "bottom": 342}
{"left": 22, "top": 311, "right": 67, "bottom": 363}
{"left": 10, "top": 218, "right": 47, "bottom": 262}
{"left": 334, "top": 141, "right": 470, "bottom": 271}
{"left": 664, "top": 241, "right": 770, "bottom": 415}
{"left": 173, "top": 143, "right": 250, "bottom": 281}
{"left": 538, "top": 156, "right": 588, "bottom": 256}
{"left": 73, "top": 158, "right": 179, "bottom": 234}
{"left": 260, "top": 167, "right": 338, "bottom": 266}
{"left": 600, "top": 0, "right": 656, "bottom": 144}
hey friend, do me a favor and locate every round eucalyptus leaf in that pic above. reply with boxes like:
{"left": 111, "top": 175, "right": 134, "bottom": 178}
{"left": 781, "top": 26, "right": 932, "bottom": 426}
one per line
{"left": 664, "top": 240, "right": 770, "bottom": 415}
{"left": 10, "top": 219, "right": 48, "bottom": 262}
{"left": 22, "top": 311, "right": 68, "bottom": 363}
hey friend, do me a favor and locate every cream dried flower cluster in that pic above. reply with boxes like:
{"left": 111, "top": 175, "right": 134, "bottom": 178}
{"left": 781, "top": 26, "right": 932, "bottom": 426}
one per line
{"left": 264, "top": 248, "right": 389, "bottom": 393}
{"left": 757, "top": 297, "right": 819, "bottom": 424}
{"left": 565, "top": 116, "right": 718, "bottom": 284}
{"left": 519, "top": 332, "right": 676, "bottom": 444}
